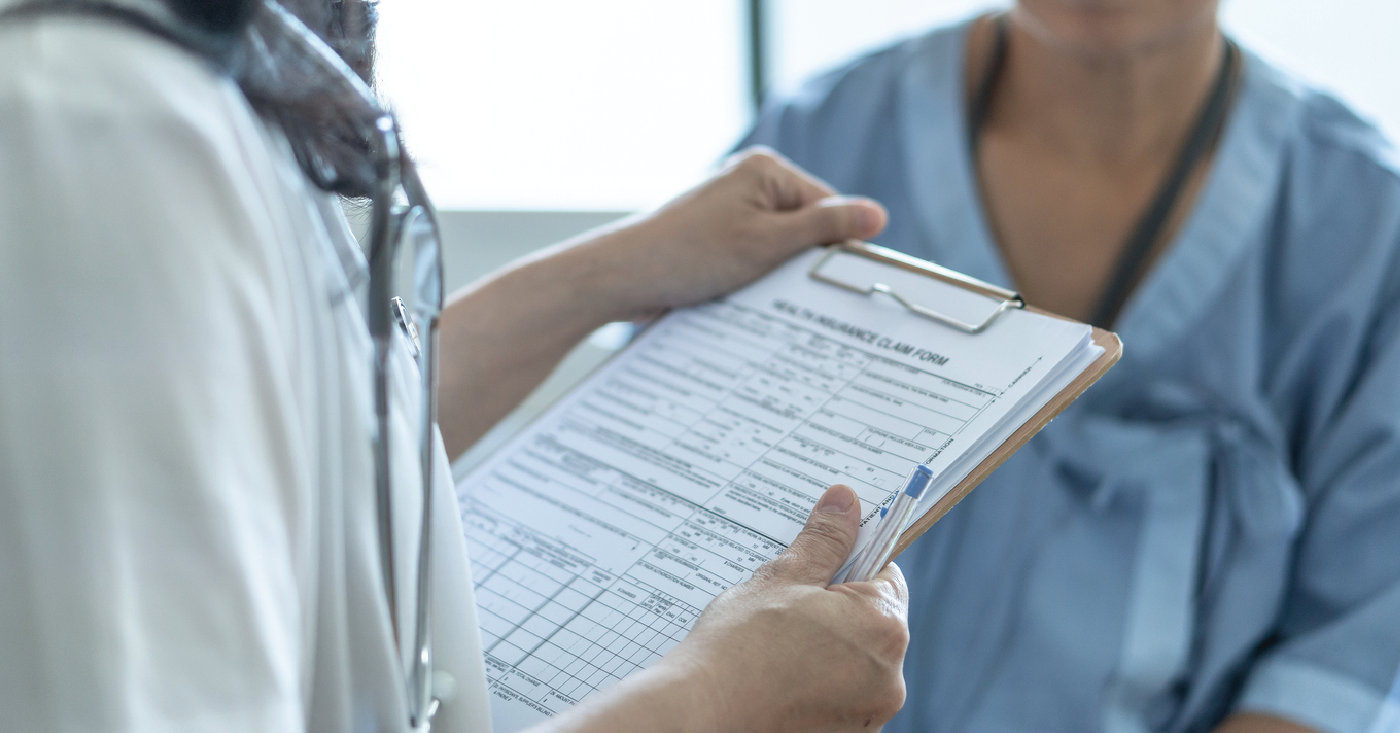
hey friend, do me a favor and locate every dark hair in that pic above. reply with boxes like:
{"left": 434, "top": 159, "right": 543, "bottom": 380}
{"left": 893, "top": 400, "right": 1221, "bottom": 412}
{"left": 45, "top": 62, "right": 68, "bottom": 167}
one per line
{"left": 235, "top": 0, "right": 383, "bottom": 198}
{"left": 234, "top": 0, "right": 383, "bottom": 197}
{"left": 152, "top": 0, "right": 383, "bottom": 197}
{"left": 167, "top": 0, "right": 255, "bottom": 35}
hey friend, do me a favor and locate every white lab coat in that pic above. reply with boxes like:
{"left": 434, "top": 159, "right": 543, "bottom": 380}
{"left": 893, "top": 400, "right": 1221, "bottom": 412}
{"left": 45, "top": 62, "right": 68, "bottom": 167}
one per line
{"left": 0, "top": 13, "right": 492, "bottom": 733}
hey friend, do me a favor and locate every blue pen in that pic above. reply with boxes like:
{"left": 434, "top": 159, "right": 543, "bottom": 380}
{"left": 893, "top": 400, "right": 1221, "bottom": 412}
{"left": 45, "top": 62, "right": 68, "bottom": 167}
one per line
{"left": 840, "top": 464, "right": 934, "bottom": 583}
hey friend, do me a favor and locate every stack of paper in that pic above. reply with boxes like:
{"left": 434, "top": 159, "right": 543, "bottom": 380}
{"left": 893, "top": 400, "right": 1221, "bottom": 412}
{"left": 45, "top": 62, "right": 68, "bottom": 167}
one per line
{"left": 456, "top": 247, "right": 1105, "bottom": 731}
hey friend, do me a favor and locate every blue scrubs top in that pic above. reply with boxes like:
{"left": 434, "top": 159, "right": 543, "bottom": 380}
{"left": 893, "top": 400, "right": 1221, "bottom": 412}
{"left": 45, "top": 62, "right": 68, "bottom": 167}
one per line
{"left": 743, "top": 20, "right": 1400, "bottom": 733}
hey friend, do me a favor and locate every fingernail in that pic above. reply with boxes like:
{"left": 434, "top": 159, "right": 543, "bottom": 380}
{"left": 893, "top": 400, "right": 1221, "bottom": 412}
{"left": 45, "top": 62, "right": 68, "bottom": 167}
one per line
{"left": 817, "top": 485, "right": 856, "bottom": 514}
{"left": 818, "top": 195, "right": 866, "bottom": 211}
{"left": 854, "top": 205, "right": 879, "bottom": 234}
{"left": 821, "top": 196, "right": 881, "bottom": 233}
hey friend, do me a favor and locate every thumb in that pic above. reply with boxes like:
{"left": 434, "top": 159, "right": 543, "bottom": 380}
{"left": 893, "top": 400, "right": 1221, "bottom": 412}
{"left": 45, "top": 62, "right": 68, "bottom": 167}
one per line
{"left": 783, "top": 196, "right": 887, "bottom": 246}
{"left": 773, "top": 484, "right": 863, "bottom": 586}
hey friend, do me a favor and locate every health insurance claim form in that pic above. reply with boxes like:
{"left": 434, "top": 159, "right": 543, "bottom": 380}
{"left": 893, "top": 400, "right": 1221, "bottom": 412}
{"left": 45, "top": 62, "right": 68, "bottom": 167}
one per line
{"left": 457, "top": 247, "right": 1098, "bottom": 731}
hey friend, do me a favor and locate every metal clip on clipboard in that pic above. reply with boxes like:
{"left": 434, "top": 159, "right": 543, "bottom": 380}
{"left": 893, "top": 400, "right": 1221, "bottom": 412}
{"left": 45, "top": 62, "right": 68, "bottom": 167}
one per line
{"left": 809, "top": 241, "right": 1025, "bottom": 333}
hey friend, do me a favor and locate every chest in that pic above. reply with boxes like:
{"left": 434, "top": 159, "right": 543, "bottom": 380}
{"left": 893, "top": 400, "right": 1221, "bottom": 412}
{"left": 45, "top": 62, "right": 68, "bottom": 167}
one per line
{"left": 975, "top": 134, "right": 1211, "bottom": 324}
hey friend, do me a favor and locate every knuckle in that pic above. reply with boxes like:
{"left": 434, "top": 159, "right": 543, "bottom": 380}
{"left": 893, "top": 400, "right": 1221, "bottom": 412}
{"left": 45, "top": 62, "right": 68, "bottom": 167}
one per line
{"left": 879, "top": 614, "right": 911, "bottom": 659}
{"left": 880, "top": 588, "right": 910, "bottom": 623}
{"left": 735, "top": 148, "right": 783, "bottom": 177}
{"left": 873, "top": 564, "right": 911, "bottom": 612}
{"left": 748, "top": 558, "right": 786, "bottom": 585}
{"left": 846, "top": 586, "right": 909, "bottom": 661}
{"left": 737, "top": 145, "right": 779, "bottom": 164}
{"left": 872, "top": 673, "right": 907, "bottom": 721}
{"left": 851, "top": 658, "right": 906, "bottom": 726}
{"left": 851, "top": 593, "right": 909, "bottom": 661}
{"left": 884, "top": 562, "right": 910, "bottom": 601}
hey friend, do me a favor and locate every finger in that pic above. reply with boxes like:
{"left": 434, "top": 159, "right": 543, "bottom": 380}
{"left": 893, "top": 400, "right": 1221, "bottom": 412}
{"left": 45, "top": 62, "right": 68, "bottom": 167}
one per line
{"left": 770, "top": 484, "right": 863, "bottom": 586}
{"left": 873, "top": 561, "right": 910, "bottom": 619}
{"left": 766, "top": 155, "right": 840, "bottom": 207}
{"left": 781, "top": 195, "right": 888, "bottom": 247}
{"left": 725, "top": 146, "right": 837, "bottom": 208}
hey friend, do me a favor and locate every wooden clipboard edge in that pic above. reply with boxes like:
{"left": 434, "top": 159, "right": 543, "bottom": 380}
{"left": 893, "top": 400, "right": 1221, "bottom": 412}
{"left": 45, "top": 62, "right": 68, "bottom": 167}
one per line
{"left": 889, "top": 322, "right": 1123, "bottom": 559}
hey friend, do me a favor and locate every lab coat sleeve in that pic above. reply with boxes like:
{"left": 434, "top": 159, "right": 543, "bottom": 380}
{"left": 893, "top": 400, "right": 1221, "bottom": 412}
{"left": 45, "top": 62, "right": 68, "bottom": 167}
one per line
{"left": 0, "top": 23, "right": 315, "bottom": 732}
{"left": 1234, "top": 162, "right": 1400, "bottom": 733}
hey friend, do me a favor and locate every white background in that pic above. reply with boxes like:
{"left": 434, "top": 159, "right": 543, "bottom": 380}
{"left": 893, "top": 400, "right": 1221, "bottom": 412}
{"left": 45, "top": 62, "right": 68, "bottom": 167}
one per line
{"left": 374, "top": 1, "right": 748, "bottom": 211}
{"left": 376, "top": 0, "right": 1400, "bottom": 212}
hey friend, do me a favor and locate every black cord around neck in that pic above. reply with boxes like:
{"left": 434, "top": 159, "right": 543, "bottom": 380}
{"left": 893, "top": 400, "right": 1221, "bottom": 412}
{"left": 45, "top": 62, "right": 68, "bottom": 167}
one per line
{"left": 969, "top": 14, "right": 1241, "bottom": 328}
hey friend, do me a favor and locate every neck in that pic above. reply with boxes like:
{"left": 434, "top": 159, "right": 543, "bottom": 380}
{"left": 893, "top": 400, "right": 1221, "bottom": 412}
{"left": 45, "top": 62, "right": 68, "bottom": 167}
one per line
{"left": 976, "top": 8, "right": 1224, "bottom": 166}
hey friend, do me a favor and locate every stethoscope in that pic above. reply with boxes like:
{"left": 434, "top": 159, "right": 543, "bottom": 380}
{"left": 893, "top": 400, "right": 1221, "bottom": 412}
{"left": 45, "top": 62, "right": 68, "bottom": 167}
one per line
{"left": 258, "top": 3, "right": 445, "bottom": 729}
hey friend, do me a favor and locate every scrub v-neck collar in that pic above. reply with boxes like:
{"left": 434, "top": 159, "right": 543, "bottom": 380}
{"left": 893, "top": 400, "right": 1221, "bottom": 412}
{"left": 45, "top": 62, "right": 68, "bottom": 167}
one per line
{"left": 896, "top": 19, "right": 1302, "bottom": 364}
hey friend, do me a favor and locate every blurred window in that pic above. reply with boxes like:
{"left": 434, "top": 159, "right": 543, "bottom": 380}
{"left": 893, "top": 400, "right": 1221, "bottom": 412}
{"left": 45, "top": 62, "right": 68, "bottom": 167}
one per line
{"left": 765, "top": 0, "right": 1005, "bottom": 96}
{"left": 375, "top": 0, "right": 749, "bottom": 211}
{"left": 1221, "top": 0, "right": 1400, "bottom": 143}
{"left": 376, "top": 0, "right": 1400, "bottom": 213}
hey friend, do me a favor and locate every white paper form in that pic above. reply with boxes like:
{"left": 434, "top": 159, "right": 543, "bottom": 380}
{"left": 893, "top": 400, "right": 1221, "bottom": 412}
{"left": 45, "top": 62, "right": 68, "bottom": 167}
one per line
{"left": 457, "top": 248, "right": 1093, "bottom": 731}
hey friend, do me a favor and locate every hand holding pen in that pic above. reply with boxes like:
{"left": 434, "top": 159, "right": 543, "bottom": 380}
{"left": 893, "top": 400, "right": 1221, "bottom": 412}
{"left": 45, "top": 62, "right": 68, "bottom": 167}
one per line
{"left": 837, "top": 464, "right": 934, "bottom": 584}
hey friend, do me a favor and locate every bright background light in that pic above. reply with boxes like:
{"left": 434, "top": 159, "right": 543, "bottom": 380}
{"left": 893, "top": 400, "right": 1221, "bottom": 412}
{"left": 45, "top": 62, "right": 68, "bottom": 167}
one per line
{"left": 376, "top": 0, "right": 1400, "bottom": 212}
{"left": 1221, "top": 0, "right": 1400, "bottom": 144}
{"left": 375, "top": 0, "right": 748, "bottom": 211}
{"left": 765, "top": 0, "right": 1006, "bottom": 95}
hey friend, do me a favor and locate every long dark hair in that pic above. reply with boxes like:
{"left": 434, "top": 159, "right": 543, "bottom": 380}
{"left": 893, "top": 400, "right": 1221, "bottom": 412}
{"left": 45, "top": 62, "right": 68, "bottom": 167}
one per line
{"left": 162, "top": 0, "right": 382, "bottom": 197}
{"left": 241, "top": 0, "right": 384, "bottom": 198}
{"left": 234, "top": 0, "right": 382, "bottom": 198}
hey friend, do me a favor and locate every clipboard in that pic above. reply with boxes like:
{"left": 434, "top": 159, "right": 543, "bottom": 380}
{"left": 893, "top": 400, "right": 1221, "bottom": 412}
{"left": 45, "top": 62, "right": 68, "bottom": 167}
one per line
{"left": 807, "top": 241, "right": 1123, "bottom": 559}
{"left": 456, "top": 239, "right": 1124, "bottom": 724}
